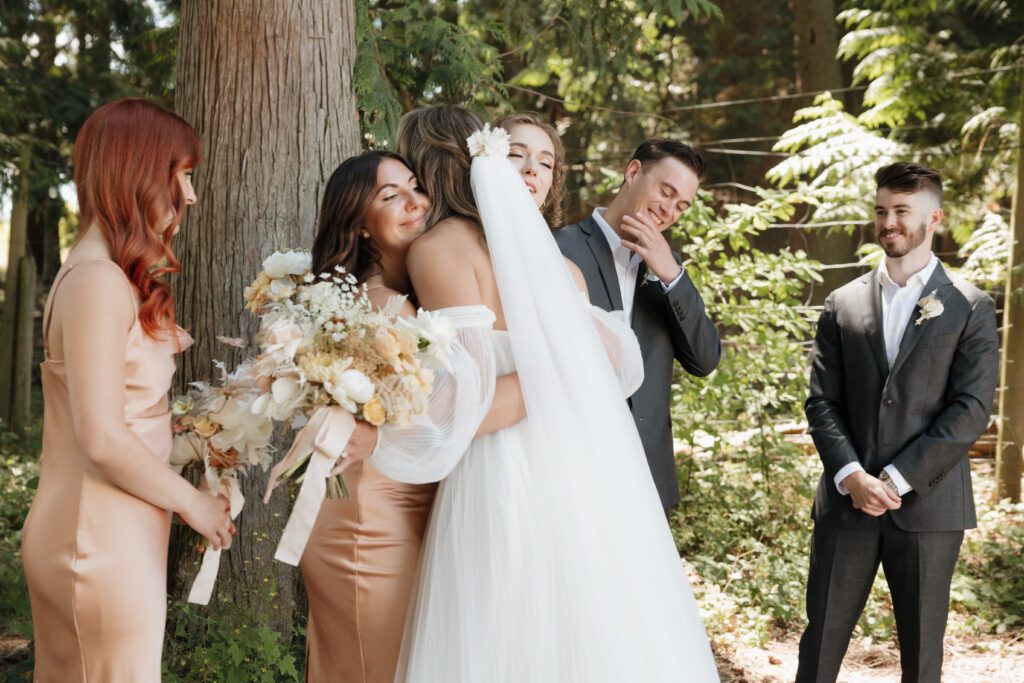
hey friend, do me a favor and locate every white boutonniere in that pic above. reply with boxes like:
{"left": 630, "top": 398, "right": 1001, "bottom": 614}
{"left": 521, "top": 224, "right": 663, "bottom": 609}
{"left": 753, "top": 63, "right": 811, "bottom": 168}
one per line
{"left": 915, "top": 290, "right": 944, "bottom": 325}
{"left": 643, "top": 270, "right": 661, "bottom": 285}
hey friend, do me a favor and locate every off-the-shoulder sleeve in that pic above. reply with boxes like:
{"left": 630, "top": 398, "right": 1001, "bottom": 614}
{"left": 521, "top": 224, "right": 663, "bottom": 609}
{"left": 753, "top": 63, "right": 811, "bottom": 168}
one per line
{"left": 369, "top": 305, "right": 497, "bottom": 484}
{"left": 587, "top": 303, "right": 644, "bottom": 399}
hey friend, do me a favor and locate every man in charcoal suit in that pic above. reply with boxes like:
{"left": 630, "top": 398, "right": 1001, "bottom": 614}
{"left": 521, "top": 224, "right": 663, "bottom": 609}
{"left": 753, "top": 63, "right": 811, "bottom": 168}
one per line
{"left": 554, "top": 139, "right": 722, "bottom": 513}
{"left": 797, "top": 162, "right": 1000, "bottom": 682}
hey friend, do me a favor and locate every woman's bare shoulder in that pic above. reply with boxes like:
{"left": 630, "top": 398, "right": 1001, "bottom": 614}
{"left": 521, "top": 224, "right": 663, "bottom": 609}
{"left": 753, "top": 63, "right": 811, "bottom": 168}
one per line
{"left": 412, "top": 217, "right": 483, "bottom": 253}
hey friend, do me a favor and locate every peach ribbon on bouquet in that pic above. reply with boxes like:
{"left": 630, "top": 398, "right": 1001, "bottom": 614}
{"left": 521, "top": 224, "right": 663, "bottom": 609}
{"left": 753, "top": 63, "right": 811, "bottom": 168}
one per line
{"left": 187, "top": 469, "right": 244, "bottom": 605}
{"left": 262, "top": 406, "right": 356, "bottom": 566}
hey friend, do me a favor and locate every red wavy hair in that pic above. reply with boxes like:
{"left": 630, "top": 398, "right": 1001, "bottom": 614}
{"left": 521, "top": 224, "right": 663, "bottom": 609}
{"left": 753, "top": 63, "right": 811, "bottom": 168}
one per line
{"left": 73, "top": 98, "right": 201, "bottom": 338}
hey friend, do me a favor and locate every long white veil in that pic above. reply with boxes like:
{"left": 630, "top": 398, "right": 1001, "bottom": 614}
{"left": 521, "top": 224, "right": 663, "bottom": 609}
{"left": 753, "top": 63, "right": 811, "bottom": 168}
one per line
{"left": 439, "top": 128, "right": 721, "bottom": 680}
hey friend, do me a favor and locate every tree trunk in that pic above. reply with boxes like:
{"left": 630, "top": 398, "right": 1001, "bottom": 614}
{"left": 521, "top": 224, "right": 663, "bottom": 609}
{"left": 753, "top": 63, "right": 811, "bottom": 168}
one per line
{"left": 0, "top": 169, "right": 30, "bottom": 426}
{"left": 170, "top": 0, "right": 361, "bottom": 633}
{"left": 995, "top": 77, "right": 1024, "bottom": 504}
{"left": 28, "top": 190, "right": 64, "bottom": 286}
{"left": 793, "top": 0, "right": 859, "bottom": 302}
{"left": 793, "top": 0, "right": 842, "bottom": 95}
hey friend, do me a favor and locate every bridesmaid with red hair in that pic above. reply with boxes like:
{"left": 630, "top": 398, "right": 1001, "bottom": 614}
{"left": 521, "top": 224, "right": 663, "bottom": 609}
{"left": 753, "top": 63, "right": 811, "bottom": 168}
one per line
{"left": 20, "top": 98, "right": 234, "bottom": 682}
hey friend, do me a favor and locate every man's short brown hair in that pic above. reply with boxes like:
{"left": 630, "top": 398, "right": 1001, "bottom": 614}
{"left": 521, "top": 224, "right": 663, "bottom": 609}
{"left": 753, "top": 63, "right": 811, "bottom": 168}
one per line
{"left": 875, "top": 162, "right": 943, "bottom": 206}
{"left": 630, "top": 139, "right": 706, "bottom": 181}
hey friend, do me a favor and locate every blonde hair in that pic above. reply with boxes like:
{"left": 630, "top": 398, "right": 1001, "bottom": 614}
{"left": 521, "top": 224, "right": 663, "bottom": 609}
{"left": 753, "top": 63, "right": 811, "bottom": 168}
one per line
{"left": 498, "top": 112, "right": 566, "bottom": 228}
{"left": 396, "top": 105, "right": 485, "bottom": 232}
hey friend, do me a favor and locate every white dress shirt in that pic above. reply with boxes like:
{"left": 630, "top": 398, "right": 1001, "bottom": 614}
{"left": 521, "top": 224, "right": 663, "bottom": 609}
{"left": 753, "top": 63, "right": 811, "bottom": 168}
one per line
{"left": 593, "top": 208, "right": 682, "bottom": 321}
{"left": 834, "top": 254, "right": 940, "bottom": 497}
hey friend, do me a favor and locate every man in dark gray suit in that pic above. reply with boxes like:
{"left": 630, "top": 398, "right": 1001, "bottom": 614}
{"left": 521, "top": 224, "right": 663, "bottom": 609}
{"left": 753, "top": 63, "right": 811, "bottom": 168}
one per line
{"left": 554, "top": 140, "right": 721, "bottom": 512}
{"left": 798, "top": 162, "right": 1000, "bottom": 682}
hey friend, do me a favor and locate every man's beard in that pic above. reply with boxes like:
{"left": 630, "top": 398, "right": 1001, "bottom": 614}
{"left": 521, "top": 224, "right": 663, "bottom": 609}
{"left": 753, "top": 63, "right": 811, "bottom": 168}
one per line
{"left": 877, "top": 220, "right": 928, "bottom": 258}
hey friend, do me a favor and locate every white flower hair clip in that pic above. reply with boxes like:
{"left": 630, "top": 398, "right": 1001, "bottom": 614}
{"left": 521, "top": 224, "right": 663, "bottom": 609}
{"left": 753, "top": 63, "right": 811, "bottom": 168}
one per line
{"left": 915, "top": 290, "right": 944, "bottom": 326}
{"left": 467, "top": 124, "right": 511, "bottom": 158}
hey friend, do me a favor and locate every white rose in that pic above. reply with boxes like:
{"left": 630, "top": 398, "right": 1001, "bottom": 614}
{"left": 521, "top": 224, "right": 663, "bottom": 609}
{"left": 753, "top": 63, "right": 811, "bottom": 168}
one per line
{"left": 268, "top": 277, "right": 297, "bottom": 300}
{"left": 251, "top": 374, "right": 308, "bottom": 421}
{"left": 325, "top": 368, "right": 375, "bottom": 412}
{"left": 258, "top": 314, "right": 305, "bottom": 364}
{"left": 261, "top": 250, "right": 312, "bottom": 279}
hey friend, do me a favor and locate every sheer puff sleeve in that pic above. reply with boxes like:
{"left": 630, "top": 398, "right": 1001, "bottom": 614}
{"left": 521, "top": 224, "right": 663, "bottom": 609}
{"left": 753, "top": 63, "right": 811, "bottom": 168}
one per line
{"left": 369, "top": 305, "right": 497, "bottom": 484}
{"left": 586, "top": 302, "right": 644, "bottom": 399}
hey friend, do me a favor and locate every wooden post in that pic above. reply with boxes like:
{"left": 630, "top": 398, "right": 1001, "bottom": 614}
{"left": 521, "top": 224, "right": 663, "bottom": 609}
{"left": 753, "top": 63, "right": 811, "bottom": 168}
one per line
{"left": 10, "top": 256, "right": 37, "bottom": 433}
{"left": 995, "top": 75, "right": 1024, "bottom": 503}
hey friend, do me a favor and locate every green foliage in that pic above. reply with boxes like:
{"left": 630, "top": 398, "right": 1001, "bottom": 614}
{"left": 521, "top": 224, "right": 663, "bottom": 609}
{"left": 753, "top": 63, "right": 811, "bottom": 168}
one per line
{"left": 0, "top": 2, "right": 175, "bottom": 196}
{"left": 0, "top": 418, "right": 41, "bottom": 641}
{"left": 674, "top": 445, "right": 816, "bottom": 647}
{"left": 669, "top": 187, "right": 821, "bottom": 453}
{"left": 354, "top": 0, "right": 507, "bottom": 146}
{"left": 163, "top": 602, "right": 304, "bottom": 683}
{"left": 952, "top": 497, "right": 1024, "bottom": 636}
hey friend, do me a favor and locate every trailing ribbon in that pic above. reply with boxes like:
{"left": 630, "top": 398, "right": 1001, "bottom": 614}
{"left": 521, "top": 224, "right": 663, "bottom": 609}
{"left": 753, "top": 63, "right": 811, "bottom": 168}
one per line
{"left": 263, "top": 406, "right": 355, "bottom": 566}
{"left": 186, "top": 472, "right": 244, "bottom": 605}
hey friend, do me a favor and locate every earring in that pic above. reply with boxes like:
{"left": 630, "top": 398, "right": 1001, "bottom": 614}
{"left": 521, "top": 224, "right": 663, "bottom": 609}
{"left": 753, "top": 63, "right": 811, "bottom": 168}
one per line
{"left": 362, "top": 231, "right": 370, "bottom": 238}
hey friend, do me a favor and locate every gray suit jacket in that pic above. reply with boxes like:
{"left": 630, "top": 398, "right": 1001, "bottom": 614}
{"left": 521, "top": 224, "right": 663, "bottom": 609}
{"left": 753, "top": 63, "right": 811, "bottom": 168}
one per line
{"left": 806, "top": 263, "right": 999, "bottom": 532}
{"left": 554, "top": 216, "right": 721, "bottom": 507}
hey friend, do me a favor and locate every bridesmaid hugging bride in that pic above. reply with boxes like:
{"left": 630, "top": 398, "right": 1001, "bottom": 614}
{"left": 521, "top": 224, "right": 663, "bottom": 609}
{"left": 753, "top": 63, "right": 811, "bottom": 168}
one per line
{"left": 297, "top": 104, "right": 720, "bottom": 682}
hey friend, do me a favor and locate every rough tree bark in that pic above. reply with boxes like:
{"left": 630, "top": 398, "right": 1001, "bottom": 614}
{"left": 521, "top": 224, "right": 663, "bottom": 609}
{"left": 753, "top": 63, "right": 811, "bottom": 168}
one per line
{"left": 0, "top": 169, "right": 30, "bottom": 427}
{"left": 995, "top": 77, "right": 1024, "bottom": 503}
{"left": 793, "top": 0, "right": 861, "bottom": 302}
{"left": 170, "top": 0, "right": 361, "bottom": 632}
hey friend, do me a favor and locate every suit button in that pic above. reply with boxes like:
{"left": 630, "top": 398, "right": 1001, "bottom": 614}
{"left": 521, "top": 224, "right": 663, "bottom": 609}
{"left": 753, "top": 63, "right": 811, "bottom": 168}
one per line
{"left": 883, "top": 398, "right": 893, "bottom": 407}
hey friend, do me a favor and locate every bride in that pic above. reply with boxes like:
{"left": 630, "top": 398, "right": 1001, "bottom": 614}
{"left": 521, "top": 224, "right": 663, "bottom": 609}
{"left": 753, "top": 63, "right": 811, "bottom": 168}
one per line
{"left": 368, "top": 105, "right": 720, "bottom": 682}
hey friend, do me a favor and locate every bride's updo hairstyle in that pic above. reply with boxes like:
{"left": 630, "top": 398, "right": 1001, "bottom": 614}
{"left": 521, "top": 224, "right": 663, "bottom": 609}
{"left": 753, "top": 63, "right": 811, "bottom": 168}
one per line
{"left": 396, "top": 105, "right": 484, "bottom": 232}
{"left": 73, "top": 97, "right": 201, "bottom": 337}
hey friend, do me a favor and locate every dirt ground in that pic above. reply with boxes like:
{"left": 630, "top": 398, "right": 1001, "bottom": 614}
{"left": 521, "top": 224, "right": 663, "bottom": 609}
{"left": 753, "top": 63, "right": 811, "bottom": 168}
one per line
{"left": 714, "top": 631, "right": 1024, "bottom": 682}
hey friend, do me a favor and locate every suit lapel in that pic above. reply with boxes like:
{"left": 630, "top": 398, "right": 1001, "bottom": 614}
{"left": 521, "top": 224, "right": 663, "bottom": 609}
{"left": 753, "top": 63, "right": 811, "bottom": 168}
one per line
{"left": 860, "top": 270, "right": 890, "bottom": 382}
{"left": 631, "top": 261, "right": 650, "bottom": 327}
{"left": 580, "top": 217, "right": 624, "bottom": 310}
{"left": 888, "top": 264, "right": 954, "bottom": 378}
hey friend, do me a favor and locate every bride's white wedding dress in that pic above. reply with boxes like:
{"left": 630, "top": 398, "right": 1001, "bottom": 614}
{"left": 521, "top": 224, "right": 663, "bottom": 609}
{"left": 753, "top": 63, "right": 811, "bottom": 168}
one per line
{"left": 370, "top": 140, "right": 720, "bottom": 682}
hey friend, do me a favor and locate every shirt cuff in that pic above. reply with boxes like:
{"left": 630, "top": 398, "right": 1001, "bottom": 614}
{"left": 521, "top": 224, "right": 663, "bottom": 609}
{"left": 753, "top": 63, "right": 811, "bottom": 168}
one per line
{"left": 883, "top": 464, "right": 913, "bottom": 495}
{"left": 660, "top": 268, "right": 684, "bottom": 292}
{"left": 834, "top": 462, "right": 865, "bottom": 495}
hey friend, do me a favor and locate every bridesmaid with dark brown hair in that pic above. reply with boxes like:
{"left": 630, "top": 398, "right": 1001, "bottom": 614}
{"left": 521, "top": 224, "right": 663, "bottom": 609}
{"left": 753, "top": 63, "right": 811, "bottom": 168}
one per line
{"left": 301, "top": 137, "right": 532, "bottom": 680}
{"left": 301, "top": 150, "right": 436, "bottom": 683}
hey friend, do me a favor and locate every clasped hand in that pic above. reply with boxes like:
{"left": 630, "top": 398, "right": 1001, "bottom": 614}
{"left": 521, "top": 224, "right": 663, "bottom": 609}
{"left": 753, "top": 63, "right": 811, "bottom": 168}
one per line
{"left": 619, "top": 213, "right": 682, "bottom": 285}
{"left": 329, "top": 419, "right": 379, "bottom": 477}
{"left": 843, "top": 470, "right": 901, "bottom": 517}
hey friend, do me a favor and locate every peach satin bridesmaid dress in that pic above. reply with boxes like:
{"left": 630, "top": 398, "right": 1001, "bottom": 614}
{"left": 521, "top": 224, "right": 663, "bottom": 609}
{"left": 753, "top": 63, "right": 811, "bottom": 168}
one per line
{"left": 300, "top": 459, "right": 436, "bottom": 683}
{"left": 21, "top": 260, "right": 192, "bottom": 682}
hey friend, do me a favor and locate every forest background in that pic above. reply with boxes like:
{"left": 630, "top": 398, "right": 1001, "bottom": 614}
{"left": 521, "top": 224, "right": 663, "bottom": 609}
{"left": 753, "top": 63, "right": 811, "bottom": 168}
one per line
{"left": 1, "top": 0, "right": 1023, "bottom": 680}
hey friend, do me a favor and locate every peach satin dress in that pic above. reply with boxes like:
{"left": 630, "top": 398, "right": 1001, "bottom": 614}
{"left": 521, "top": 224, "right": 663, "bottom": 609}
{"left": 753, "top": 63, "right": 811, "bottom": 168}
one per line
{"left": 300, "top": 459, "right": 436, "bottom": 683}
{"left": 21, "top": 260, "right": 192, "bottom": 682}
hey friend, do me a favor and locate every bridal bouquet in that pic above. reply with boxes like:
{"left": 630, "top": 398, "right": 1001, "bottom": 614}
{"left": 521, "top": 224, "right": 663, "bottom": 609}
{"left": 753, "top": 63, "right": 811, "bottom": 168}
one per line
{"left": 170, "top": 358, "right": 273, "bottom": 605}
{"left": 247, "top": 249, "right": 456, "bottom": 564}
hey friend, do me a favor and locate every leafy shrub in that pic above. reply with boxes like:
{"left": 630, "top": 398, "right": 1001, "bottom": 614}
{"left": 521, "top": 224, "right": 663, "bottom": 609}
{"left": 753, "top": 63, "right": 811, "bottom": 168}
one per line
{"left": 163, "top": 602, "right": 304, "bottom": 683}
{"left": 0, "top": 419, "right": 40, "bottom": 640}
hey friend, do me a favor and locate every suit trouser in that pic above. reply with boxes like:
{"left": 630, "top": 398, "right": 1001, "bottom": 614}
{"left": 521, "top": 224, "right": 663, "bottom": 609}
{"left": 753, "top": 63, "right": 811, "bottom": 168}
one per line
{"left": 795, "top": 514, "right": 963, "bottom": 683}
